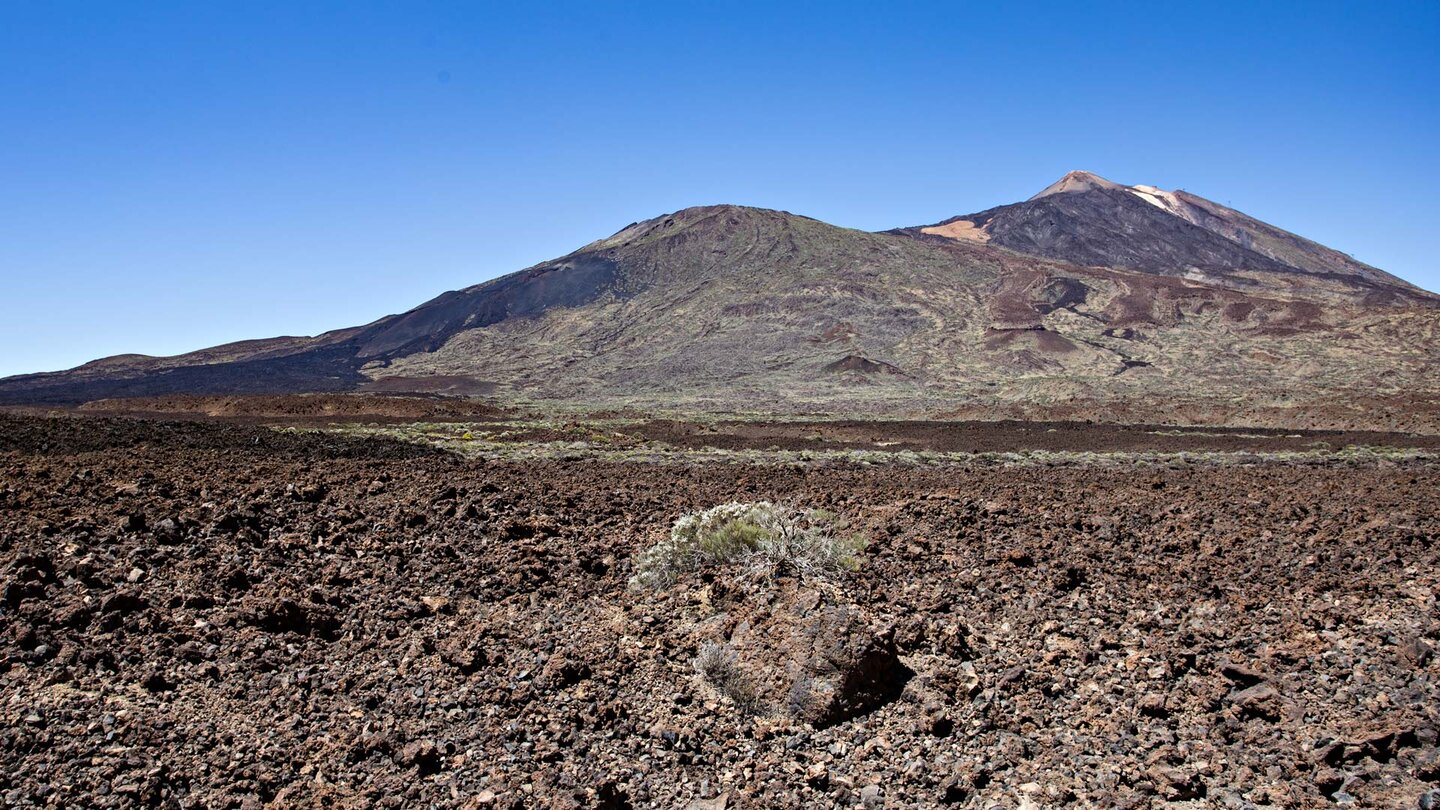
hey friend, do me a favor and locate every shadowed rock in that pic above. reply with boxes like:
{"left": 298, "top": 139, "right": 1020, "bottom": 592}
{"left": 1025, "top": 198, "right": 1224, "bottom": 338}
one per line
{"left": 696, "top": 580, "right": 914, "bottom": 728}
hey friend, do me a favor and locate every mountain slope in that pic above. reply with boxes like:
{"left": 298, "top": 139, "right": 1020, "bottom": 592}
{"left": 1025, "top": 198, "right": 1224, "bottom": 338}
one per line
{"left": 901, "top": 170, "right": 1431, "bottom": 303}
{"left": 3, "top": 179, "right": 1439, "bottom": 430}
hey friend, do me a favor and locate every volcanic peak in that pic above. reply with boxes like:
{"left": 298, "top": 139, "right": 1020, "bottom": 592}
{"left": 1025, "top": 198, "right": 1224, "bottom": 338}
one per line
{"left": 1028, "top": 170, "right": 1125, "bottom": 200}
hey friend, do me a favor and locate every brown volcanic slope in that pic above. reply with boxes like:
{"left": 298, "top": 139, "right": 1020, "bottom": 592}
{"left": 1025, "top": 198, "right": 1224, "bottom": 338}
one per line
{"left": 903, "top": 170, "right": 1428, "bottom": 303}
{"left": 2, "top": 175, "right": 1439, "bottom": 429}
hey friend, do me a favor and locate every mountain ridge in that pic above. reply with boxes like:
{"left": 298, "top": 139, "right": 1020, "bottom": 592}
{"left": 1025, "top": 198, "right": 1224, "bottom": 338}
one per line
{"left": 3, "top": 175, "right": 1438, "bottom": 431}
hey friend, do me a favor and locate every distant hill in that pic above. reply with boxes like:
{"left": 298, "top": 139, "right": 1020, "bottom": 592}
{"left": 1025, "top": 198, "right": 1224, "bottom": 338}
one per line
{"left": 4, "top": 172, "right": 1438, "bottom": 431}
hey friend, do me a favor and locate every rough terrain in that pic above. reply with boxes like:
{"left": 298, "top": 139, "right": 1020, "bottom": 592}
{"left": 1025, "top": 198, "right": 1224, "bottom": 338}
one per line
{"left": 4, "top": 173, "right": 1438, "bottom": 436}
{"left": 905, "top": 171, "right": 1426, "bottom": 301}
{"left": 3, "top": 412, "right": 1438, "bottom": 808}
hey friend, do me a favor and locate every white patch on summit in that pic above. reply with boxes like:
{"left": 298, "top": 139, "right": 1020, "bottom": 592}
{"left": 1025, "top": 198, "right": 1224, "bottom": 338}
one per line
{"left": 1030, "top": 172, "right": 1191, "bottom": 218}
{"left": 1127, "top": 184, "right": 1182, "bottom": 213}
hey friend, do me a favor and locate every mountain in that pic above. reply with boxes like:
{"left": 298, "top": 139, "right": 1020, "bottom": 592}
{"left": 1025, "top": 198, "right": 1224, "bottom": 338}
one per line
{"left": 899, "top": 170, "right": 1427, "bottom": 304}
{"left": 3, "top": 173, "right": 1439, "bottom": 431}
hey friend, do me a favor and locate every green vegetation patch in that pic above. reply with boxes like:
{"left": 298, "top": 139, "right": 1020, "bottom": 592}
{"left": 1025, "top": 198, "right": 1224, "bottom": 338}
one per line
{"left": 286, "top": 422, "right": 1440, "bottom": 470}
{"left": 629, "top": 502, "right": 867, "bottom": 590}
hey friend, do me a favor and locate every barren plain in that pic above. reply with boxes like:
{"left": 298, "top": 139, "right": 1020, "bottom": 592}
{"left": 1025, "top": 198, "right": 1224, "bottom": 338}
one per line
{"left": 2, "top": 400, "right": 1438, "bottom": 808}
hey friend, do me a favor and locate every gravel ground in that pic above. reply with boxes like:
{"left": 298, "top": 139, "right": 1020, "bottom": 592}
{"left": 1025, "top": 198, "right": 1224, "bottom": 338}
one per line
{"left": 1, "top": 414, "right": 1438, "bottom": 808}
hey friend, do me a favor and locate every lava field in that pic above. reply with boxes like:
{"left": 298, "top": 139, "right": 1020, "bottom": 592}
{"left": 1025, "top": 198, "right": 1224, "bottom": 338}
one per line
{"left": 1, "top": 413, "right": 1438, "bottom": 808}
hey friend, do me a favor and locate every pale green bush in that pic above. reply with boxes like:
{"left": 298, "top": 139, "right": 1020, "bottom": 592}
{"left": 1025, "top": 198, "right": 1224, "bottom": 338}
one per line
{"left": 628, "top": 501, "right": 866, "bottom": 590}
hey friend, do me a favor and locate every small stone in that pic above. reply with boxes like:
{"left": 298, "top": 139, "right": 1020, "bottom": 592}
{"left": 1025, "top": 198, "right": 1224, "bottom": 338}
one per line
{"left": 1150, "top": 766, "right": 1204, "bottom": 800}
{"left": 397, "top": 740, "right": 442, "bottom": 773}
{"left": 127, "top": 567, "right": 145, "bottom": 583}
{"left": 1230, "top": 683, "right": 1282, "bottom": 720}
{"left": 940, "top": 775, "right": 971, "bottom": 803}
{"left": 1138, "top": 693, "right": 1169, "bottom": 718}
{"left": 1219, "top": 662, "right": 1267, "bottom": 686}
{"left": 100, "top": 592, "right": 147, "bottom": 615}
{"left": 1401, "top": 637, "right": 1435, "bottom": 668}
{"left": 1313, "top": 767, "right": 1345, "bottom": 796}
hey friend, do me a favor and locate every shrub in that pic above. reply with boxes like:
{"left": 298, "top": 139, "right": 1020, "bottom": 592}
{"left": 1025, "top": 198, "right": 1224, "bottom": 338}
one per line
{"left": 693, "top": 642, "right": 762, "bottom": 714}
{"left": 628, "top": 501, "right": 866, "bottom": 590}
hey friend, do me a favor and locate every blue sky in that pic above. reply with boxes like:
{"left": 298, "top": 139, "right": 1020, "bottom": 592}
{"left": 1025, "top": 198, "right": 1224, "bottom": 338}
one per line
{"left": 2, "top": 1, "right": 1436, "bottom": 377}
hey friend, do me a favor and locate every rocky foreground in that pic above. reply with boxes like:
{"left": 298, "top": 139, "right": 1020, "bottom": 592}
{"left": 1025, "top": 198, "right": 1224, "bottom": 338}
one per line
{"left": 2, "top": 414, "right": 1438, "bottom": 808}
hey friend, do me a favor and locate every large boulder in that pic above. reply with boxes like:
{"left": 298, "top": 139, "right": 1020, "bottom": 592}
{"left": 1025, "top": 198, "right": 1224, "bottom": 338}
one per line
{"left": 692, "top": 579, "right": 913, "bottom": 727}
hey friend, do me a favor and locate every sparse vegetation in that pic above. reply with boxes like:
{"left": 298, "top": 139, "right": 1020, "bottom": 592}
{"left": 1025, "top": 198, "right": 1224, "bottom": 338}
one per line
{"left": 7, "top": 409, "right": 1438, "bottom": 807}
{"left": 693, "top": 642, "right": 762, "bottom": 714}
{"left": 305, "top": 413, "right": 1440, "bottom": 469}
{"left": 628, "top": 502, "right": 867, "bottom": 590}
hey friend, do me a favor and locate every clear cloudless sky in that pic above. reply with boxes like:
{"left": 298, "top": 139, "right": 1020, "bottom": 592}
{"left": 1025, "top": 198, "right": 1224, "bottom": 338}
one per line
{"left": 2, "top": 1, "right": 1437, "bottom": 376}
